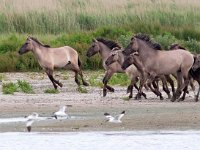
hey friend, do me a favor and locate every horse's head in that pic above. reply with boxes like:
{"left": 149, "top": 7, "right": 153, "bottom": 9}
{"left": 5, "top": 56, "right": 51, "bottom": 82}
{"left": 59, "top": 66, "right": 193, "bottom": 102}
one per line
{"left": 105, "top": 47, "right": 121, "bottom": 66}
{"left": 192, "top": 54, "right": 200, "bottom": 71}
{"left": 123, "top": 37, "right": 139, "bottom": 56}
{"left": 18, "top": 36, "right": 33, "bottom": 55}
{"left": 86, "top": 38, "right": 100, "bottom": 57}
{"left": 122, "top": 52, "right": 139, "bottom": 70}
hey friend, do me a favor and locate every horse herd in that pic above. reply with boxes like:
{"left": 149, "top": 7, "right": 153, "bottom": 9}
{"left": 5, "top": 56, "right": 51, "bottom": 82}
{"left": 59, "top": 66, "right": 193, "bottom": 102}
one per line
{"left": 18, "top": 34, "right": 200, "bottom": 102}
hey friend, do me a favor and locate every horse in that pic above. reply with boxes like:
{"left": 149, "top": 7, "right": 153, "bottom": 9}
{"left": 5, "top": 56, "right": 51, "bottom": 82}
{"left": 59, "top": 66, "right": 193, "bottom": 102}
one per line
{"left": 190, "top": 54, "right": 200, "bottom": 101}
{"left": 105, "top": 47, "right": 148, "bottom": 99}
{"left": 19, "top": 36, "right": 89, "bottom": 89}
{"left": 86, "top": 38, "right": 145, "bottom": 97}
{"left": 105, "top": 48, "right": 172, "bottom": 100}
{"left": 169, "top": 43, "right": 195, "bottom": 101}
{"left": 122, "top": 33, "right": 194, "bottom": 102}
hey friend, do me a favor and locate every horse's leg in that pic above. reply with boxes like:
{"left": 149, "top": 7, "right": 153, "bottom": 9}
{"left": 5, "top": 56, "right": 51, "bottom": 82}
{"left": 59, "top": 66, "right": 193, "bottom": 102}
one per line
{"left": 133, "top": 82, "right": 147, "bottom": 99}
{"left": 103, "top": 70, "right": 114, "bottom": 97}
{"left": 195, "top": 82, "right": 200, "bottom": 102}
{"left": 74, "top": 70, "right": 81, "bottom": 86}
{"left": 77, "top": 69, "right": 89, "bottom": 86}
{"left": 178, "top": 85, "right": 188, "bottom": 101}
{"left": 45, "top": 69, "right": 62, "bottom": 89}
{"left": 160, "top": 76, "right": 171, "bottom": 99}
{"left": 148, "top": 82, "right": 162, "bottom": 99}
{"left": 171, "top": 71, "right": 182, "bottom": 102}
{"left": 152, "top": 81, "right": 164, "bottom": 100}
{"left": 165, "top": 75, "right": 175, "bottom": 95}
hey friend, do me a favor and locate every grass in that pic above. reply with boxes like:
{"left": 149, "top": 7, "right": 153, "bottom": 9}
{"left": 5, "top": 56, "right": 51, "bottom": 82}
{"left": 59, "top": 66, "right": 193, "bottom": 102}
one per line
{"left": 17, "top": 80, "right": 34, "bottom": 93}
{"left": 0, "top": 0, "right": 199, "bottom": 72}
{"left": 109, "top": 73, "right": 130, "bottom": 86}
{"left": 2, "top": 82, "right": 18, "bottom": 94}
{"left": 2, "top": 80, "right": 34, "bottom": 94}
{"left": 44, "top": 88, "right": 59, "bottom": 94}
{"left": 0, "top": 73, "right": 6, "bottom": 81}
{"left": 77, "top": 86, "right": 88, "bottom": 93}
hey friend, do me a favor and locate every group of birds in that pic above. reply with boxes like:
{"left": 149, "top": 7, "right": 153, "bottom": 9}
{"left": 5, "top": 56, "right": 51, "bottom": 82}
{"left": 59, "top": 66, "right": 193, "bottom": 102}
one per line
{"left": 25, "top": 105, "right": 125, "bottom": 132}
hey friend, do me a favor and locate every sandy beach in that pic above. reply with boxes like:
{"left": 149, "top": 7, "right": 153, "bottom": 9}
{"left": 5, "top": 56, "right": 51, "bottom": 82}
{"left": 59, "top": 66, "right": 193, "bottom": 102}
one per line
{"left": 0, "top": 72, "right": 200, "bottom": 132}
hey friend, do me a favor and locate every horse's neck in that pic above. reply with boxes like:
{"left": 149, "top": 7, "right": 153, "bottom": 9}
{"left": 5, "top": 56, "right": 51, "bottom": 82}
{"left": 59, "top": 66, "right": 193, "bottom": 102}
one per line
{"left": 138, "top": 40, "right": 157, "bottom": 60}
{"left": 98, "top": 43, "right": 111, "bottom": 62}
{"left": 31, "top": 46, "right": 46, "bottom": 63}
{"left": 117, "top": 52, "right": 125, "bottom": 65}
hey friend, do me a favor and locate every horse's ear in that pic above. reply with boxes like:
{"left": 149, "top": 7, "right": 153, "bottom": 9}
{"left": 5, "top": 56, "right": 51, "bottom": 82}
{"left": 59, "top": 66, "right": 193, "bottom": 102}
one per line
{"left": 112, "top": 47, "right": 120, "bottom": 51}
{"left": 132, "top": 51, "right": 139, "bottom": 56}
{"left": 92, "top": 38, "right": 98, "bottom": 43}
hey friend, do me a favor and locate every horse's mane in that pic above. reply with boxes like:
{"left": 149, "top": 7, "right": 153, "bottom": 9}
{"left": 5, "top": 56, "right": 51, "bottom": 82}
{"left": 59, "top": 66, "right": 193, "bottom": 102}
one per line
{"left": 169, "top": 43, "right": 186, "bottom": 50}
{"left": 30, "top": 37, "right": 51, "bottom": 48}
{"left": 96, "top": 38, "right": 121, "bottom": 50}
{"left": 134, "top": 33, "right": 162, "bottom": 50}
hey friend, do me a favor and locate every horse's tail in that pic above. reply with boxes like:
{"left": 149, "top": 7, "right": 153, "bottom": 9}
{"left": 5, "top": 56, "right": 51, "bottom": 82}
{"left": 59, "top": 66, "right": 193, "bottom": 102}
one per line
{"left": 78, "top": 56, "right": 82, "bottom": 67}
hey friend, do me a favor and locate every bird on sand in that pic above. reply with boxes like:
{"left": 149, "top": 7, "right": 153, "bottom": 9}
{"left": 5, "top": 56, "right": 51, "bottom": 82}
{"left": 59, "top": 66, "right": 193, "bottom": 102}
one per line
{"left": 52, "top": 106, "right": 69, "bottom": 119}
{"left": 104, "top": 111, "right": 125, "bottom": 123}
{"left": 25, "top": 112, "right": 39, "bottom": 132}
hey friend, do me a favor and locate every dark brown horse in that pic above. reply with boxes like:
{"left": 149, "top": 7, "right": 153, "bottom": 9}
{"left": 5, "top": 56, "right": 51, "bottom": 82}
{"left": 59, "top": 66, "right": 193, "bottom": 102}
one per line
{"left": 190, "top": 54, "right": 200, "bottom": 101}
{"left": 123, "top": 34, "right": 194, "bottom": 101}
{"left": 19, "top": 36, "right": 89, "bottom": 89}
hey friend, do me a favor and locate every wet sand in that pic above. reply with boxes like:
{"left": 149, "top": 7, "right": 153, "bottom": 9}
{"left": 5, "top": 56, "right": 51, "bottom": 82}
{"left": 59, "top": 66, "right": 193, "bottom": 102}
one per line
{"left": 0, "top": 72, "right": 200, "bottom": 132}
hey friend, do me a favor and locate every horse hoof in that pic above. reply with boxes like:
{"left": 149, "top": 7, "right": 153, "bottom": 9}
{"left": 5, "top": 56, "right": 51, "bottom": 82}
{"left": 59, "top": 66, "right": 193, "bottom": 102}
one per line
{"left": 129, "top": 95, "right": 132, "bottom": 99}
{"left": 171, "top": 97, "right": 176, "bottom": 102}
{"left": 103, "top": 89, "right": 107, "bottom": 97}
{"left": 195, "top": 95, "right": 199, "bottom": 102}
{"left": 134, "top": 93, "right": 141, "bottom": 100}
{"left": 107, "top": 87, "right": 114, "bottom": 92}
{"left": 83, "top": 82, "right": 89, "bottom": 86}
{"left": 178, "top": 98, "right": 184, "bottom": 102}
{"left": 142, "top": 93, "right": 147, "bottom": 99}
{"left": 167, "top": 94, "right": 172, "bottom": 99}
{"left": 59, "top": 83, "right": 63, "bottom": 87}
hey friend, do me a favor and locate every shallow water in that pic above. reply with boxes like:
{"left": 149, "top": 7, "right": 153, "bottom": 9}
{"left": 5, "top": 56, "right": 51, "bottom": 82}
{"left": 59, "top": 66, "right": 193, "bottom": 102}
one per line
{"left": 0, "top": 131, "right": 200, "bottom": 150}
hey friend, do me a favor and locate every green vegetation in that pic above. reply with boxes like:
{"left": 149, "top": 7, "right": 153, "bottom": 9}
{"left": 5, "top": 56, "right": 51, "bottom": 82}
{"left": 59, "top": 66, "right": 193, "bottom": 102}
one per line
{"left": 0, "top": 0, "right": 199, "bottom": 72}
{"left": 44, "top": 88, "right": 59, "bottom": 94}
{"left": 17, "top": 80, "right": 34, "bottom": 93}
{"left": 109, "top": 73, "right": 130, "bottom": 86}
{"left": 2, "top": 82, "right": 18, "bottom": 94}
{"left": 2, "top": 80, "right": 34, "bottom": 94}
{"left": 77, "top": 86, "right": 88, "bottom": 93}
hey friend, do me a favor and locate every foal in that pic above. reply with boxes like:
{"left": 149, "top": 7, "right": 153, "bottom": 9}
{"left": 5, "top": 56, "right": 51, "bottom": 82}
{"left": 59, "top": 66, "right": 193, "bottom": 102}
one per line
{"left": 19, "top": 36, "right": 88, "bottom": 89}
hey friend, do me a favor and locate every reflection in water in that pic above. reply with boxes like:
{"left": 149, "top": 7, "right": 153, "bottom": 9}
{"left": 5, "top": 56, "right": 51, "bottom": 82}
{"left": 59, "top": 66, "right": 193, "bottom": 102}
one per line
{"left": 0, "top": 131, "right": 200, "bottom": 150}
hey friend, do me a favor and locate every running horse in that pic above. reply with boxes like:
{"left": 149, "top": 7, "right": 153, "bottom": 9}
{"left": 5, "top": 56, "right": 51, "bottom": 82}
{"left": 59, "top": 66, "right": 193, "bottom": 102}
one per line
{"left": 122, "top": 33, "right": 194, "bottom": 102}
{"left": 19, "top": 36, "right": 89, "bottom": 89}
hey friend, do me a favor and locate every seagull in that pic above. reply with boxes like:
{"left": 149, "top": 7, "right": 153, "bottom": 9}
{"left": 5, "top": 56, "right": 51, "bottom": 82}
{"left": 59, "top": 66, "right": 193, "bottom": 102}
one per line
{"left": 25, "top": 112, "right": 39, "bottom": 132}
{"left": 104, "top": 111, "right": 125, "bottom": 123}
{"left": 52, "top": 106, "right": 69, "bottom": 119}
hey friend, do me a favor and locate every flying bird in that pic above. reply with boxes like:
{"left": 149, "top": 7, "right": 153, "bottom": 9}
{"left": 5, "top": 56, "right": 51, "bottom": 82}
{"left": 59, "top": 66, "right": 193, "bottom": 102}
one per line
{"left": 104, "top": 110, "right": 125, "bottom": 123}
{"left": 25, "top": 112, "right": 39, "bottom": 132}
{"left": 52, "top": 106, "right": 69, "bottom": 119}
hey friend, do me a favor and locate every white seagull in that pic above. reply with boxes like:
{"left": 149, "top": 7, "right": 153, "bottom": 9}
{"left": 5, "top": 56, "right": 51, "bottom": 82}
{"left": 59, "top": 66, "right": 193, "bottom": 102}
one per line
{"left": 104, "top": 111, "right": 125, "bottom": 123}
{"left": 25, "top": 112, "right": 39, "bottom": 132}
{"left": 53, "top": 106, "right": 69, "bottom": 119}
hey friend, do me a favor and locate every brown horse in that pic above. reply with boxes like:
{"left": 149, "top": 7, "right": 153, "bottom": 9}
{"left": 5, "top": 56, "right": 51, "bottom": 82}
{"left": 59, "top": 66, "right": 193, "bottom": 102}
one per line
{"left": 105, "top": 48, "right": 148, "bottom": 99}
{"left": 169, "top": 43, "right": 195, "bottom": 101}
{"left": 105, "top": 48, "right": 172, "bottom": 100}
{"left": 86, "top": 38, "right": 145, "bottom": 97}
{"left": 19, "top": 36, "right": 89, "bottom": 89}
{"left": 122, "top": 34, "right": 194, "bottom": 101}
